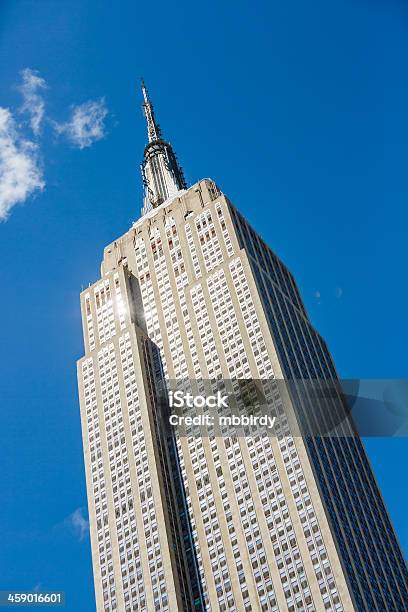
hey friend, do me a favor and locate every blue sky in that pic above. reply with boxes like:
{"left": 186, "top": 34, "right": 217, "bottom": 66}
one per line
{"left": 0, "top": 0, "right": 407, "bottom": 609}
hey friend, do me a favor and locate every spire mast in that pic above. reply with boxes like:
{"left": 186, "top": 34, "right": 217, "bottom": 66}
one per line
{"left": 139, "top": 80, "right": 187, "bottom": 217}
{"left": 141, "top": 79, "right": 161, "bottom": 143}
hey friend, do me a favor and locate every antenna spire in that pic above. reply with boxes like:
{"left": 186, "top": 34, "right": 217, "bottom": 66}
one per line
{"left": 139, "top": 80, "right": 187, "bottom": 216}
{"left": 141, "top": 79, "right": 161, "bottom": 143}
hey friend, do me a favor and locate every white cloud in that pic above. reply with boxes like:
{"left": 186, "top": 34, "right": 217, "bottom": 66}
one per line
{"left": 55, "top": 98, "right": 108, "bottom": 149}
{"left": 314, "top": 290, "right": 321, "bottom": 299}
{"left": 335, "top": 287, "right": 343, "bottom": 299}
{"left": 19, "top": 68, "right": 47, "bottom": 135}
{"left": 68, "top": 507, "right": 89, "bottom": 541}
{"left": 0, "top": 107, "right": 45, "bottom": 221}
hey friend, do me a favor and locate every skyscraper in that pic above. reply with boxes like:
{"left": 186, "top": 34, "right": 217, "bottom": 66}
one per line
{"left": 77, "top": 83, "right": 408, "bottom": 612}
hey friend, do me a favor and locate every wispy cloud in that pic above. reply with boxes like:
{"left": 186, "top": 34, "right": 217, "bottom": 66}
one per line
{"left": 1, "top": 69, "right": 110, "bottom": 221}
{"left": 55, "top": 98, "right": 108, "bottom": 149}
{"left": 68, "top": 507, "right": 89, "bottom": 541}
{"left": 19, "top": 68, "right": 47, "bottom": 136}
{"left": 335, "top": 286, "right": 343, "bottom": 299}
{"left": 0, "top": 107, "right": 45, "bottom": 221}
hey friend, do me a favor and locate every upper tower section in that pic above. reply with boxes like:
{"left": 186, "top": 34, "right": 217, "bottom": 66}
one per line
{"left": 140, "top": 81, "right": 187, "bottom": 217}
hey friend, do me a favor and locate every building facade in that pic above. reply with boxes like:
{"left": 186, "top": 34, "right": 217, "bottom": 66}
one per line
{"left": 77, "top": 84, "right": 408, "bottom": 611}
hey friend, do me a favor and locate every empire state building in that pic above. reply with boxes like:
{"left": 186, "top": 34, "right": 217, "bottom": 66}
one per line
{"left": 77, "top": 82, "right": 408, "bottom": 611}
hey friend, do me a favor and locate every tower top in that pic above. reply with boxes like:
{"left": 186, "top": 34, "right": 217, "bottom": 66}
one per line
{"left": 141, "top": 79, "right": 162, "bottom": 143}
{"left": 140, "top": 80, "right": 187, "bottom": 217}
